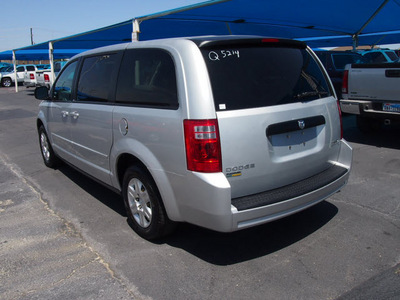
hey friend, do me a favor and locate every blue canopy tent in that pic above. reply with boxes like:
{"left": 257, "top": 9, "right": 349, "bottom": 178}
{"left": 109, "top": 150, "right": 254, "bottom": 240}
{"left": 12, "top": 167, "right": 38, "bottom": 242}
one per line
{"left": 135, "top": 0, "right": 400, "bottom": 49}
{"left": 0, "top": 49, "right": 87, "bottom": 61}
{"left": 2, "top": 0, "right": 399, "bottom": 91}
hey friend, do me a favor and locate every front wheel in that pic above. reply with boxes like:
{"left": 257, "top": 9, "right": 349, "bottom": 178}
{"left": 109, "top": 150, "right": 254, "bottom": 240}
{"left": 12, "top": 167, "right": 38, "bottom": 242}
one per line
{"left": 38, "top": 125, "right": 60, "bottom": 168}
{"left": 1, "top": 77, "right": 12, "bottom": 87}
{"left": 122, "top": 166, "right": 176, "bottom": 240}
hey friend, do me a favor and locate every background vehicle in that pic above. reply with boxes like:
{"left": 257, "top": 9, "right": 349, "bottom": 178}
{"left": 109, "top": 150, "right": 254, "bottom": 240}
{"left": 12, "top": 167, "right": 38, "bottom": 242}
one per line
{"left": 0, "top": 65, "right": 13, "bottom": 74}
{"left": 359, "top": 49, "right": 399, "bottom": 63}
{"left": 314, "top": 50, "right": 369, "bottom": 99}
{"left": 0, "top": 65, "right": 27, "bottom": 87}
{"left": 341, "top": 62, "right": 400, "bottom": 132}
{"left": 35, "top": 36, "right": 352, "bottom": 240}
{"left": 36, "top": 61, "right": 68, "bottom": 88}
{"left": 23, "top": 64, "right": 50, "bottom": 88}
{"left": 0, "top": 62, "right": 12, "bottom": 68}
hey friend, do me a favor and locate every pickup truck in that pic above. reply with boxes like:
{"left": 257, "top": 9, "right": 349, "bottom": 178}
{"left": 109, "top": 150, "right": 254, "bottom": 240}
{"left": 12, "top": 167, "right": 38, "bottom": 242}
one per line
{"left": 0, "top": 65, "right": 28, "bottom": 87}
{"left": 341, "top": 62, "right": 400, "bottom": 132}
{"left": 23, "top": 64, "right": 50, "bottom": 88}
{"left": 36, "top": 61, "right": 68, "bottom": 89}
{"left": 314, "top": 50, "right": 368, "bottom": 99}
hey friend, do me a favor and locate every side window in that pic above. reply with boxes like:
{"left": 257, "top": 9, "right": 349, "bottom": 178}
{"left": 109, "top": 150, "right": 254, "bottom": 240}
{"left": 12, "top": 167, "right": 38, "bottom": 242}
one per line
{"left": 116, "top": 49, "right": 178, "bottom": 109}
{"left": 77, "top": 54, "right": 120, "bottom": 102}
{"left": 364, "top": 52, "right": 385, "bottom": 63}
{"left": 54, "top": 62, "right": 61, "bottom": 73}
{"left": 52, "top": 61, "right": 78, "bottom": 102}
{"left": 16, "top": 66, "right": 25, "bottom": 72}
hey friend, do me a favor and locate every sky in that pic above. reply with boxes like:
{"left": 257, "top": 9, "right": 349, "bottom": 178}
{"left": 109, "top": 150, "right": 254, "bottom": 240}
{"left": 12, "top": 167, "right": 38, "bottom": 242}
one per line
{"left": 0, "top": 0, "right": 205, "bottom": 52}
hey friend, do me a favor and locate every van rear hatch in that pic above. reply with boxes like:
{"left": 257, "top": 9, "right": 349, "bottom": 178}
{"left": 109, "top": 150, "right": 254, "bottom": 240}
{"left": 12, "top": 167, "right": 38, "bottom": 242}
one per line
{"left": 198, "top": 38, "right": 344, "bottom": 200}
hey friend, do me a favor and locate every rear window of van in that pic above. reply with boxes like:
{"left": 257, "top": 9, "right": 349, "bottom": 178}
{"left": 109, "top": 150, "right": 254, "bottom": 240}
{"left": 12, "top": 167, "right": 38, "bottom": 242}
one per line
{"left": 201, "top": 46, "right": 332, "bottom": 111}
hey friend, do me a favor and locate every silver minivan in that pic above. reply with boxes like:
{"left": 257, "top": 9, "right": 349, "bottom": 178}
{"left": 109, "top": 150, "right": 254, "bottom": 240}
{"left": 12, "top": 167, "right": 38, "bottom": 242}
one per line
{"left": 35, "top": 36, "right": 352, "bottom": 240}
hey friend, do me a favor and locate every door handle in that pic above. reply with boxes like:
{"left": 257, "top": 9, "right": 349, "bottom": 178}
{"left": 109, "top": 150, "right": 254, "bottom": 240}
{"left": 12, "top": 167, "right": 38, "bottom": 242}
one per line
{"left": 61, "top": 111, "right": 69, "bottom": 118}
{"left": 70, "top": 111, "right": 79, "bottom": 119}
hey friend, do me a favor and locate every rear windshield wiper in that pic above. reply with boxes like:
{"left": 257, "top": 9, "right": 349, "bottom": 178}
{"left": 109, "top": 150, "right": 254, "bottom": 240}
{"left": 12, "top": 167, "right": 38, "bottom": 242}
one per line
{"left": 295, "top": 91, "right": 329, "bottom": 100}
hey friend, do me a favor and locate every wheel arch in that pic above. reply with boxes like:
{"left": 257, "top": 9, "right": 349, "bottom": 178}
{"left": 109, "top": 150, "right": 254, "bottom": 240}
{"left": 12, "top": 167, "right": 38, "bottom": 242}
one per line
{"left": 36, "top": 118, "right": 44, "bottom": 130}
{"left": 113, "top": 151, "right": 182, "bottom": 222}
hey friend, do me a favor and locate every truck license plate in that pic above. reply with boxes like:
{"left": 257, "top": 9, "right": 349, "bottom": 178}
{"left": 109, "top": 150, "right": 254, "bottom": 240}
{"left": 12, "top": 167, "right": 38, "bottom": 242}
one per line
{"left": 383, "top": 103, "right": 400, "bottom": 113}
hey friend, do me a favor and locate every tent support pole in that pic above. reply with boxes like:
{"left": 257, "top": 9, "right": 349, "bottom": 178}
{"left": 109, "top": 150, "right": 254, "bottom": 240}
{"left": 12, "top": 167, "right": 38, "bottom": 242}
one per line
{"left": 132, "top": 19, "right": 140, "bottom": 42}
{"left": 356, "top": 0, "right": 389, "bottom": 37}
{"left": 12, "top": 50, "right": 18, "bottom": 93}
{"left": 352, "top": 35, "right": 358, "bottom": 52}
{"left": 351, "top": 0, "right": 389, "bottom": 50}
{"left": 225, "top": 22, "right": 233, "bottom": 35}
{"left": 49, "top": 42, "right": 55, "bottom": 84}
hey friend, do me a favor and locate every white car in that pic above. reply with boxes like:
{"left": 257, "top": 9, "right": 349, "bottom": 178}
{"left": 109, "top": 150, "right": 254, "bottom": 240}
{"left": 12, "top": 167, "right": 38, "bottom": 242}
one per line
{"left": 0, "top": 65, "right": 28, "bottom": 87}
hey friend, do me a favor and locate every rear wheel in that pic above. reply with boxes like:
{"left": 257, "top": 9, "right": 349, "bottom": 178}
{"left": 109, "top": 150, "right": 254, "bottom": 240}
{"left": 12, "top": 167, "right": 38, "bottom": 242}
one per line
{"left": 122, "top": 166, "right": 176, "bottom": 240}
{"left": 1, "top": 77, "right": 12, "bottom": 87}
{"left": 38, "top": 125, "right": 60, "bottom": 168}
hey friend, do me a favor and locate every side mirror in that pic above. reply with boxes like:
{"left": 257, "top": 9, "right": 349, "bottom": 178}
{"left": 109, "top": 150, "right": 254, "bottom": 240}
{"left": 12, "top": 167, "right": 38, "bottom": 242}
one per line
{"left": 34, "top": 86, "right": 50, "bottom": 100}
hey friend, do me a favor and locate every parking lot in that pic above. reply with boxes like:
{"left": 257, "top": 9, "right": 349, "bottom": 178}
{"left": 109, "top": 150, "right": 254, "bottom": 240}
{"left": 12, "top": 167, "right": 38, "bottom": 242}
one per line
{"left": 0, "top": 86, "right": 399, "bottom": 299}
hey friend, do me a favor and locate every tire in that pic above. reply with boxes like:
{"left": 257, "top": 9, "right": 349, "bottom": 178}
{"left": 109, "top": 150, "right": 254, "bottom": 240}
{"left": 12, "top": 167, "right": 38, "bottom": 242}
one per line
{"left": 38, "top": 125, "right": 60, "bottom": 168}
{"left": 122, "top": 166, "right": 176, "bottom": 240}
{"left": 1, "top": 77, "right": 12, "bottom": 87}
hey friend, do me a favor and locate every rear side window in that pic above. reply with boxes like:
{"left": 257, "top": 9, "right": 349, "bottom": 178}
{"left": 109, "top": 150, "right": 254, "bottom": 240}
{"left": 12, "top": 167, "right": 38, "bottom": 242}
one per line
{"left": 27, "top": 66, "right": 36, "bottom": 71}
{"left": 363, "top": 52, "right": 386, "bottom": 63}
{"left": 386, "top": 51, "right": 398, "bottom": 61}
{"left": 77, "top": 54, "right": 120, "bottom": 102}
{"left": 116, "top": 49, "right": 178, "bottom": 109}
{"left": 201, "top": 46, "right": 332, "bottom": 111}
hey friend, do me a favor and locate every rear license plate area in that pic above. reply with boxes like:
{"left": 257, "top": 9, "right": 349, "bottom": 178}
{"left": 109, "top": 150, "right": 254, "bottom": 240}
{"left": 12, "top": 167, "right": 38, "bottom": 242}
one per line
{"left": 383, "top": 103, "right": 400, "bottom": 113}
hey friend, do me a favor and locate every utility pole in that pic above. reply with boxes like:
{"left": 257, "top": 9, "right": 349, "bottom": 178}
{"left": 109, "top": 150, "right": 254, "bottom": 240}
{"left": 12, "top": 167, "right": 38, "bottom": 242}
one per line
{"left": 30, "top": 28, "right": 34, "bottom": 45}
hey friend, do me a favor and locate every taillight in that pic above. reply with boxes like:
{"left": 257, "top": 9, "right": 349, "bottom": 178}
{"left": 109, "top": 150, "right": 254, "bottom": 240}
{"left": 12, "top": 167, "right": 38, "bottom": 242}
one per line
{"left": 44, "top": 74, "right": 50, "bottom": 82}
{"left": 342, "top": 70, "right": 349, "bottom": 95}
{"left": 184, "top": 119, "right": 222, "bottom": 173}
{"left": 30, "top": 73, "right": 34, "bottom": 80}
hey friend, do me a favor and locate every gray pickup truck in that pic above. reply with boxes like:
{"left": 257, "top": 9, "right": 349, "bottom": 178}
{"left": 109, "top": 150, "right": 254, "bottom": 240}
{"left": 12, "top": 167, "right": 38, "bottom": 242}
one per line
{"left": 341, "top": 62, "right": 400, "bottom": 132}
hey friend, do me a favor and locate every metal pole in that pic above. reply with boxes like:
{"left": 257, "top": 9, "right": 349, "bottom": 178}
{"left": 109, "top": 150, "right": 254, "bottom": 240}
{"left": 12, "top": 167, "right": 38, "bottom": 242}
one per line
{"left": 351, "top": 0, "right": 389, "bottom": 51}
{"left": 352, "top": 35, "right": 358, "bottom": 52}
{"left": 12, "top": 50, "right": 18, "bottom": 93}
{"left": 30, "top": 28, "right": 34, "bottom": 45}
{"left": 132, "top": 19, "right": 140, "bottom": 42}
{"left": 49, "top": 41, "right": 55, "bottom": 85}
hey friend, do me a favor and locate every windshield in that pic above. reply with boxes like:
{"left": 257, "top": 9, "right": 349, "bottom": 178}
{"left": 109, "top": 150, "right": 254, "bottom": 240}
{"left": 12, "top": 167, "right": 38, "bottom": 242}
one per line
{"left": 0, "top": 66, "right": 13, "bottom": 73}
{"left": 201, "top": 46, "right": 332, "bottom": 111}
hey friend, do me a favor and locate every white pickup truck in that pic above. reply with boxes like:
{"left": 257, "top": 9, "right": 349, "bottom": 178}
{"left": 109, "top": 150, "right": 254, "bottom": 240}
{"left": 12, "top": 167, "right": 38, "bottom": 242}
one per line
{"left": 341, "top": 62, "right": 400, "bottom": 132}
{"left": 0, "top": 65, "right": 28, "bottom": 87}
{"left": 36, "top": 61, "right": 68, "bottom": 89}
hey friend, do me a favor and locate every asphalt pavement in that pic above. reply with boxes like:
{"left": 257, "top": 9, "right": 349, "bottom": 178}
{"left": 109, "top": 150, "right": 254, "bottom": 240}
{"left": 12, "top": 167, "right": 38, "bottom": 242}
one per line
{"left": 0, "top": 86, "right": 399, "bottom": 300}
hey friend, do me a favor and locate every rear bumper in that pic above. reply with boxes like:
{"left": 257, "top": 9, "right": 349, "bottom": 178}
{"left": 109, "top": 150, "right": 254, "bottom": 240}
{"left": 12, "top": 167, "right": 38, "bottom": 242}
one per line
{"left": 171, "top": 140, "right": 352, "bottom": 232}
{"left": 341, "top": 99, "right": 400, "bottom": 121}
{"left": 23, "top": 82, "right": 36, "bottom": 87}
{"left": 231, "top": 164, "right": 349, "bottom": 231}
